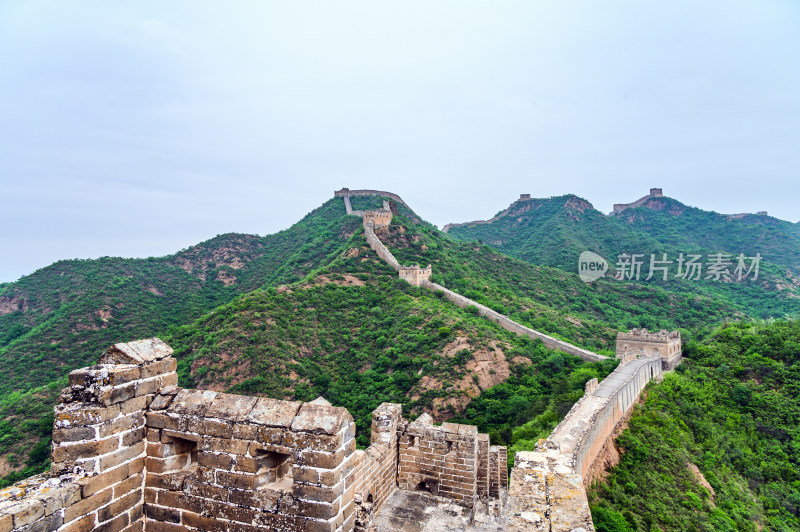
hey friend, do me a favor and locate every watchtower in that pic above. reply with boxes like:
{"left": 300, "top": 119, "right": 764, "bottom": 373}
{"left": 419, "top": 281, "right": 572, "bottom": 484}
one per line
{"left": 616, "top": 328, "right": 681, "bottom": 370}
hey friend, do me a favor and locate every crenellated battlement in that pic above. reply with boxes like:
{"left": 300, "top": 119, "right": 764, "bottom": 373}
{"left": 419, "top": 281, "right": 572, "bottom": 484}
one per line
{"left": 362, "top": 201, "right": 393, "bottom": 229}
{"left": 612, "top": 187, "right": 664, "bottom": 214}
{"left": 0, "top": 338, "right": 506, "bottom": 532}
{"left": 616, "top": 328, "right": 682, "bottom": 370}
{"left": 398, "top": 265, "right": 432, "bottom": 287}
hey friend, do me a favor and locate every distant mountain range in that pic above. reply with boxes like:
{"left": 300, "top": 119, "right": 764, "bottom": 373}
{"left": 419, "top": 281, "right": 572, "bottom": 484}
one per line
{"left": 445, "top": 189, "right": 800, "bottom": 317}
{"left": 0, "top": 189, "right": 795, "bottom": 489}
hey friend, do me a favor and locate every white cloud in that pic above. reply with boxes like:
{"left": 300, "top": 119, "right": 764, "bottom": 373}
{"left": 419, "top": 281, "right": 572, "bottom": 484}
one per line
{"left": 1, "top": 0, "right": 798, "bottom": 281}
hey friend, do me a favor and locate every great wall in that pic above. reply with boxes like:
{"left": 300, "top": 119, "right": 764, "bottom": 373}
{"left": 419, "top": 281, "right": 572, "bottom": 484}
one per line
{"left": 0, "top": 190, "right": 684, "bottom": 531}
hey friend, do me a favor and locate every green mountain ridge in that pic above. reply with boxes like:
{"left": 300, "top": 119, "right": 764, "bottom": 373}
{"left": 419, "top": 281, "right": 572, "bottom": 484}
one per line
{"left": 446, "top": 193, "right": 800, "bottom": 319}
{"left": 589, "top": 318, "right": 800, "bottom": 531}
{"left": 0, "top": 189, "right": 797, "bottom": 531}
{"left": 0, "top": 199, "right": 362, "bottom": 393}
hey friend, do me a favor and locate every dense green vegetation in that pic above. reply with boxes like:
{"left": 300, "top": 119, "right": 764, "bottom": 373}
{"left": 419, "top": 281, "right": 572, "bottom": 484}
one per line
{"left": 164, "top": 203, "right": 738, "bottom": 456}
{"left": 0, "top": 198, "right": 361, "bottom": 393}
{"left": 166, "top": 269, "right": 607, "bottom": 448}
{"left": 1, "top": 188, "right": 796, "bottom": 530}
{"left": 0, "top": 381, "right": 61, "bottom": 487}
{"left": 589, "top": 319, "right": 800, "bottom": 531}
{"left": 0, "top": 197, "right": 361, "bottom": 483}
{"left": 376, "top": 209, "right": 734, "bottom": 352}
{"left": 446, "top": 195, "right": 800, "bottom": 319}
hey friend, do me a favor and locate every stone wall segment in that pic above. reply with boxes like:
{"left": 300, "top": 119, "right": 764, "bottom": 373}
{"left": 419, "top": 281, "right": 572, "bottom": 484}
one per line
{"left": 334, "top": 188, "right": 409, "bottom": 207}
{"left": 422, "top": 281, "right": 606, "bottom": 363}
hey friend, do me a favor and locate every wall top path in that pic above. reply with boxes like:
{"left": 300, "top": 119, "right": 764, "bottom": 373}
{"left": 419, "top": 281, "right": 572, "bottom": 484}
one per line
{"left": 547, "top": 356, "right": 660, "bottom": 457}
{"left": 334, "top": 188, "right": 409, "bottom": 207}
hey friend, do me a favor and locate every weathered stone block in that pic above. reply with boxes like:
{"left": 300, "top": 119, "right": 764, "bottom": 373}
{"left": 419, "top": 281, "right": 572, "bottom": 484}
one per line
{"left": 182, "top": 510, "right": 227, "bottom": 531}
{"left": 60, "top": 513, "right": 95, "bottom": 532}
{"left": 167, "top": 389, "right": 217, "bottom": 417}
{"left": 100, "top": 338, "right": 173, "bottom": 365}
{"left": 53, "top": 426, "right": 97, "bottom": 444}
{"left": 133, "top": 377, "right": 161, "bottom": 398}
{"left": 64, "top": 487, "right": 112, "bottom": 523}
{"left": 216, "top": 470, "right": 259, "bottom": 490}
{"left": 144, "top": 503, "right": 181, "bottom": 523}
{"left": 203, "top": 436, "right": 249, "bottom": 455}
{"left": 145, "top": 454, "right": 190, "bottom": 474}
{"left": 144, "top": 412, "right": 174, "bottom": 431}
{"left": 99, "top": 441, "right": 145, "bottom": 472}
{"left": 140, "top": 358, "right": 177, "bottom": 379}
{"left": 248, "top": 397, "right": 301, "bottom": 427}
{"left": 159, "top": 372, "right": 178, "bottom": 388}
{"left": 232, "top": 423, "right": 258, "bottom": 440}
{"left": 148, "top": 394, "right": 174, "bottom": 411}
{"left": 197, "top": 451, "right": 233, "bottom": 471}
{"left": 78, "top": 464, "right": 129, "bottom": 497}
{"left": 293, "top": 480, "right": 344, "bottom": 503}
{"left": 283, "top": 430, "right": 343, "bottom": 453}
{"left": 183, "top": 479, "right": 230, "bottom": 502}
{"left": 98, "top": 488, "right": 140, "bottom": 523}
{"left": 113, "top": 472, "right": 143, "bottom": 498}
{"left": 143, "top": 519, "right": 184, "bottom": 532}
{"left": 52, "top": 437, "right": 119, "bottom": 464}
{"left": 205, "top": 392, "right": 258, "bottom": 422}
{"left": 56, "top": 404, "right": 120, "bottom": 427}
{"left": 228, "top": 488, "right": 280, "bottom": 512}
{"left": 292, "top": 403, "right": 351, "bottom": 435}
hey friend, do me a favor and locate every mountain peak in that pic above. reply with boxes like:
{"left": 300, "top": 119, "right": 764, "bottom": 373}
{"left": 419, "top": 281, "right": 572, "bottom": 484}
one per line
{"left": 611, "top": 187, "right": 666, "bottom": 215}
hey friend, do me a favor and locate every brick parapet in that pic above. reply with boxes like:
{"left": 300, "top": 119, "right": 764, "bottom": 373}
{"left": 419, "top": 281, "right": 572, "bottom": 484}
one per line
{"left": 506, "top": 347, "right": 668, "bottom": 531}
{"left": 350, "top": 404, "right": 402, "bottom": 531}
{"left": 334, "top": 188, "right": 409, "bottom": 207}
{"left": 397, "top": 419, "right": 487, "bottom": 506}
{"left": 567, "top": 357, "right": 662, "bottom": 478}
{"left": 364, "top": 224, "right": 401, "bottom": 271}
{"left": 144, "top": 389, "right": 357, "bottom": 531}
{"left": 0, "top": 338, "right": 175, "bottom": 532}
{"left": 0, "top": 336, "right": 506, "bottom": 531}
{"left": 616, "top": 328, "right": 682, "bottom": 369}
{"left": 422, "top": 281, "right": 606, "bottom": 363}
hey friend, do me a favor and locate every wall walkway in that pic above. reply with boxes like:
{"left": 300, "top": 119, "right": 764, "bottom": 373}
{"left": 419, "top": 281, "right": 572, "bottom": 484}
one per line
{"left": 340, "top": 191, "right": 606, "bottom": 364}
{"left": 340, "top": 190, "right": 680, "bottom": 531}
{"left": 423, "top": 282, "right": 605, "bottom": 363}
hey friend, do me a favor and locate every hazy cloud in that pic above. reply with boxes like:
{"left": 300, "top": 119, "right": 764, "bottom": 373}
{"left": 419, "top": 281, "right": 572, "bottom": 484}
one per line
{"left": 2, "top": 1, "right": 798, "bottom": 281}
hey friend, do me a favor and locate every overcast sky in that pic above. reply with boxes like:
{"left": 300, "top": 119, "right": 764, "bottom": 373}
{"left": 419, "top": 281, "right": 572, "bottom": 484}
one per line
{"left": 1, "top": 1, "right": 798, "bottom": 282}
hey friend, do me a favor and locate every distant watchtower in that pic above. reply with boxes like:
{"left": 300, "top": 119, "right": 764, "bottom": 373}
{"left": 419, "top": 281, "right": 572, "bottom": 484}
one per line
{"left": 363, "top": 201, "right": 393, "bottom": 228}
{"left": 612, "top": 188, "right": 664, "bottom": 214}
{"left": 616, "top": 329, "right": 681, "bottom": 370}
{"left": 519, "top": 194, "right": 531, "bottom": 201}
{"left": 398, "top": 265, "right": 432, "bottom": 286}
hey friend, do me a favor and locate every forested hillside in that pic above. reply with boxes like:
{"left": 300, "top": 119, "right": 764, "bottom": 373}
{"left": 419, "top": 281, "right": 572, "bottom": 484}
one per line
{"left": 446, "top": 194, "right": 800, "bottom": 318}
{"left": 589, "top": 319, "right": 800, "bottom": 531}
{"left": 0, "top": 197, "right": 364, "bottom": 485}
{"left": 164, "top": 198, "right": 739, "bottom": 462}
{"left": 1, "top": 189, "right": 795, "bottom": 522}
{"left": 0, "top": 199, "right": 360, "bottom": 393}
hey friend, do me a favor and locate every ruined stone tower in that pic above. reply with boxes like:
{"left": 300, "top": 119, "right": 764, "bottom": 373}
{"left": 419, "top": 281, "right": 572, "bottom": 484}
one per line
{"left": 616, "top": 328, "right": 682, "bottom": 370}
